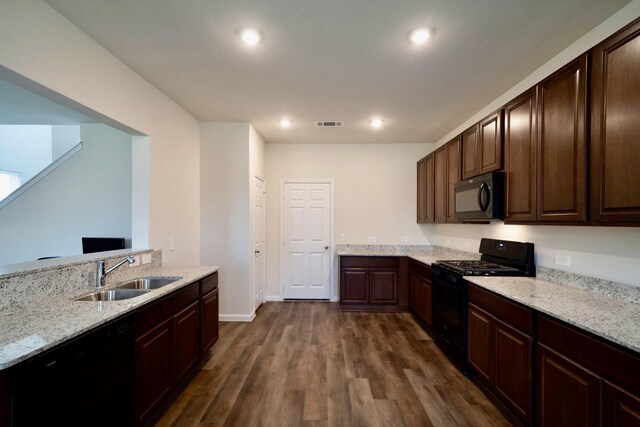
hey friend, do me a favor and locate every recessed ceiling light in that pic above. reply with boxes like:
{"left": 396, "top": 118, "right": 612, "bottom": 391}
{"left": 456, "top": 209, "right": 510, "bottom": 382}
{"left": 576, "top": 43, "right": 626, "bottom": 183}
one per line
{"left": 370, "top": 118, "right": 383, "bottom": 129}
{"left": 280, "top": 119, "right": 291, "bottom": 128}
{"left": 241, "top": 28, "right": 261, "bottom": 46}
{"left": 409, "top": 27, "right": 432, "bottom": 45}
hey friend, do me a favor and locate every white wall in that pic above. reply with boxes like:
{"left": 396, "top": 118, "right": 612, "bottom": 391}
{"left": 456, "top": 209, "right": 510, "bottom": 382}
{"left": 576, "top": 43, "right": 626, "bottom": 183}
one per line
{"left": 200, "top": 123, "right": 251, "bottom": 319}
{"left": 0, "top": 123, "right": 132, "bottom": 264}
{"left": 0, "top": 125, "right": 52, "bottom": 182}
{"left": 265, "top": 143, "right": 434, "bottom": 299}
{"left": 423, "top": 1, "right": 640, "bottom": 287}
{"left": 0, "top": 0, "right": 201, "bottom": 266}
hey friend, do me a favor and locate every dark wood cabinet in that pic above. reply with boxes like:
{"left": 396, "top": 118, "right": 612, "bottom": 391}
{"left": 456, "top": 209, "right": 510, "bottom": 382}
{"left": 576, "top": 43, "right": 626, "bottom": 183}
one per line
{"left": 446, "top": 136, "right": 462, "bottom": 223}
{"left": 479, "top": 110, "right": 503, "bottom": 175}
{"left": 537, "top": 55, "right": 588, "bottom": 222}
{"left": 462, "top": 124, "right": 480, "bottom": 180}
{"left": 434, "top": 145, "right": 447, "bottom": 223}
{"left": 408, "top": 260, "right": 432, "bottom": 327}
{"left": 537, "top": 343, "right": 601, "bottom": 427}
{"left": 604, "top": 381, "right": 640, "bottom": 427}
{"left": 467, "top": 285, "right": 533, "bottom": 425}
{"left": 537, "top": 313, "right": 640, "bottom": 427}
{"left": 505, "top": 56, "right": 588, "bottom": 224}
{"left": 201, "top": 287, "right": 219, "bottom": 355}
{"left": 462, "top": 111, "right": 503, "bottom": 180}
{"left": 591, "top": 19, "right": 640, "bottom": 224}
{"left": 340, "top": 257, "right": 406, "bottom": 311}
{"left": 172, "top": 301, "right": 200, "bottom": 386}
{"left": 417, "top": 153, "right": 436, "bottom": 224}
{"left": 504, "top": 88, "right": 538, "bottom": 222}
{"left": 135, "top": 319, "right": 172, "bottom": 424}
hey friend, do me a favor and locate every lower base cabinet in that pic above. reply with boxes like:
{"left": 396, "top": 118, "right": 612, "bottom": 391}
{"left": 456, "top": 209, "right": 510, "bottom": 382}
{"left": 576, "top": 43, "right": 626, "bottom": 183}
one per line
{"left": 408, "top": 260, "right": 432, "bottom": 326}
{"left": 467, "top": 285, "right": 533, "bottom": 425}
{"left": 339, "top": 257, "right": 406, "bottom": 311}
{"left": 201, "top": 287, "right": 220, "bottom": 355}
{"left": 172, "top": 302, "right": 200, "bottom": 385}
{"left": 536, "top": 314, "right": 640, "bottom": 427}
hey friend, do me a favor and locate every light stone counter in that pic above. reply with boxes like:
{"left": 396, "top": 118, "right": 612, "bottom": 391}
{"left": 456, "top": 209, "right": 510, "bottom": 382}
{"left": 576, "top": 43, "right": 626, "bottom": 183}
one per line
{"left": 0, "top": 266, "right": 220, "bottom": 369}
{"left": 336, "top": 244, "right": 640, "bottom": 354}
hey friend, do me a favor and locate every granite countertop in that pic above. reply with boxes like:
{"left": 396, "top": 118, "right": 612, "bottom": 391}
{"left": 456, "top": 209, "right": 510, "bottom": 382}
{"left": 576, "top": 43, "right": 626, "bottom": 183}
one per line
{"left": 467, "top": 276, "right": 640, "bottom": 353}
{"left": 336, "top": 245, "right": 640, "bottom": 354}
{"left": 0, "top": 266, "right": 220, "bottom": 369}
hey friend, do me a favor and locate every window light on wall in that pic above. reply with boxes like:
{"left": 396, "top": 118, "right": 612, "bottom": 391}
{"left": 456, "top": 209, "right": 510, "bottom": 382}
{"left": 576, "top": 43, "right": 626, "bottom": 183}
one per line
{"left": 0, "top": 170, "right": 21, "bottom": 200}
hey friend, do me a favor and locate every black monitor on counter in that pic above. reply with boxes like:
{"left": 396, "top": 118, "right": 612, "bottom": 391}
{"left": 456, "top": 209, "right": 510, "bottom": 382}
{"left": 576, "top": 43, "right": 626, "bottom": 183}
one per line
{"left": 82, "top": 237, "right": 126, "bottom": 254}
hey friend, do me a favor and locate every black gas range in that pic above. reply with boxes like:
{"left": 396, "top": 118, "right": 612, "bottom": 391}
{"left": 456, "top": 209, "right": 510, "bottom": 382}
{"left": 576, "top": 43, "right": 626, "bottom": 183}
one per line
{"left": 431, "top": 238, "right": 535, "bottom": 374}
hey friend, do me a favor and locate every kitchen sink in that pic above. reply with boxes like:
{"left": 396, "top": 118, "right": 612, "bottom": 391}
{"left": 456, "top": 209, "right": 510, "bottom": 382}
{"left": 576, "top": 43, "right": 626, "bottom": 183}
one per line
{"left": 114, "top": 276, "right": 182, "bottom": 290}
{"left": 74, "top": 289, "right": 150, "bottom": 301}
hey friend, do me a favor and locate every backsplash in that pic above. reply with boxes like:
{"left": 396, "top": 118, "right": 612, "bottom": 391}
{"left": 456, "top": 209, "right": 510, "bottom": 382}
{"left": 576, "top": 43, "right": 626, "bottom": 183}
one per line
{"left": 0, "top": 250, "right": 162, "bottom": 311}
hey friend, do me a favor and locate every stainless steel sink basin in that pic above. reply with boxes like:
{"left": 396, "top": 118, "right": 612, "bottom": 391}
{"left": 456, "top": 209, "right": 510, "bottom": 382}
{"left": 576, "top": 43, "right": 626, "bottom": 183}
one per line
{"left": 75, "top": 289, "right": 150, "bottom": 302}
{"left": 114, "top": 276, "right": 181, "bottom": 290}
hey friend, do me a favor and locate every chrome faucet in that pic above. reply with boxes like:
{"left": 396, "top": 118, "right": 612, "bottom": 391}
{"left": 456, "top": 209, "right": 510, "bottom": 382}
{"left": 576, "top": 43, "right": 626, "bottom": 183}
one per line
{"left": 96, "top": 256, "right": 135, "bottom": 288}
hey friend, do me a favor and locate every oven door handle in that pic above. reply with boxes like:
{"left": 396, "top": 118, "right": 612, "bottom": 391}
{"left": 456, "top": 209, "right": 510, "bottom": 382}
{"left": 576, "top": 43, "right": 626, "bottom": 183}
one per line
{"left": 478, "top": 182, "right": 490, "bottom": 212}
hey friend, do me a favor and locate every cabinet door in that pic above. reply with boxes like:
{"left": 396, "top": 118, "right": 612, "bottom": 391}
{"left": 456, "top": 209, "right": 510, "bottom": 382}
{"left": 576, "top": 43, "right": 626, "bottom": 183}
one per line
{"left": 341, "top": 268, "right": 369, "bottom": 304}
{"left": 495, "top": 320, "right": 532, "bottom": 424}
{"left": 505, "top": 88, "right": 538, "bottom": 222}
{"left": 425, "top": 154, "right": 435, "bottom": 223}
{"left": 419, "top": 279, "right": 432, "bottom": 326}
{"left": 172, "top": 301, "right": 200, "bottom": 386}
{"left": 479, "top": 110, "right": 503, "bottom": 175}
{"left": 604, "top": 381, "right": 640, "bottom": 427}
{"left": 591, "top": 20, "right": 640, "bottom": 224}
{"left": 446, "top": 136, "right": 461, "bottom": 223}
{"left": 467, "top": 303, "right": 493, "bottom": 384}
{"left": 537, "top": 343, "right": 600, "bottom": 427}
{"left": 417, "top": 157, "right": 427, "bottom": 223}
{"left": 136, "top": 319, "right": 172, "bottom": 424}
{"left": 409, "top": 273, "right": 421, "bottom": 313}
{"left": 201, "top": 288, "right": 219, "bottom": 356}
{"left": 462, "top": 124, "right": 480, "bottom": 179}
{"left": 370, "top": 268, "right": 397, "bottom": 304}
{"left": 434, "top": 145, "right": 447, "bottom": 223}
{"left": 537, "top": 55, "right": 588, "bottom": 222}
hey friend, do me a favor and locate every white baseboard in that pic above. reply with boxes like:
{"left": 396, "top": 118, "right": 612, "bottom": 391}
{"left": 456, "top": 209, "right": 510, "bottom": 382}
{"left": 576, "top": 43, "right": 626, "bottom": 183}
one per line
{"left": 219, "top": 312, "right": 256, "bottom": 322}
{"left": 330, "top": 296, "right": 339, "bottom": 302}
{"left": 266, "top": 295, "right": 284, "bottom": 302}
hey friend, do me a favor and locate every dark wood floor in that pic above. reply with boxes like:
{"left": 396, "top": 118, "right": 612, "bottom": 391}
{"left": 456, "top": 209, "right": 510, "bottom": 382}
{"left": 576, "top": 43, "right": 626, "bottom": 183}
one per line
{"left": 156, "top": 302, "right": 512, "bottom": 427}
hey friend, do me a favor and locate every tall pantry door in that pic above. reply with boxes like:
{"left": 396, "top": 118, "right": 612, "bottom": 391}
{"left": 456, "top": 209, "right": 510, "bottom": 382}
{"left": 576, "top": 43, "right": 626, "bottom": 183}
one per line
{"left": 282, "top": 182, "right": 332, "bottom": 299}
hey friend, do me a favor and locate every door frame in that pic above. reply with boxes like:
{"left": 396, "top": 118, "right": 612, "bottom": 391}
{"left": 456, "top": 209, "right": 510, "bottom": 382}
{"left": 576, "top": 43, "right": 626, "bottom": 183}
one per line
{"left": 280, "top": 179, "right": 335, "bottom": 301}
{"left": 253, "top": 173, "right": 266, "bottom": 312}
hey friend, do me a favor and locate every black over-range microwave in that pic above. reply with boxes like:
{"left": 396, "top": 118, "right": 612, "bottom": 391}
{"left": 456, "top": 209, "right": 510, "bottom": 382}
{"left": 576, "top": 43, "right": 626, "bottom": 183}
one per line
{"left": 454, "top": 171, "right": 504, "bottom": 221}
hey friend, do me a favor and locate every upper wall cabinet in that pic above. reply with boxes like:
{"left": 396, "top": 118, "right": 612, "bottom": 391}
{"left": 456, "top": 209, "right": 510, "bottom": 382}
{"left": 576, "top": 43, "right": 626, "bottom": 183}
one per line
{"left": 537, "top": 55, "right": 588, "bottom": 222}
{"left": 462, "top": 110, "right": 504, "bottom": 180}
{"left": 446, "top": 136, "right": 462, "bottom": 223}
{"left": 417, "top": 154, "right": 434, "bottom": 223}
{"left": 504, "top": 88, "right": 538, "bottom": 222}
{"left": 505, "top": 55, "right": 588, "bottom": 224}
{"left": 591, "top": 19, "right": 640, "bottom": 224}
{"left": 434, "top": 145, "right": 447, "bottom": 223}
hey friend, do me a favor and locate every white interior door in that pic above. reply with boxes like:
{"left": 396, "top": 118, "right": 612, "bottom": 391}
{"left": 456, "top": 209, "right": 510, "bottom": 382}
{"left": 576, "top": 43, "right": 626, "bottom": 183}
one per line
{"left": 282, "top": 181, "right": 332, "bottom": 299}
{"left": 254, "top": 176, "right": 266, "bottom": 310}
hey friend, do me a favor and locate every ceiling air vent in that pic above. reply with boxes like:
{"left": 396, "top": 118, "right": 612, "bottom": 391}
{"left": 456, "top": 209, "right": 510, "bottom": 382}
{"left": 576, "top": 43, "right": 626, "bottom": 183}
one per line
{"left": 315, "top": 121, "right": 344, "bottom": 127}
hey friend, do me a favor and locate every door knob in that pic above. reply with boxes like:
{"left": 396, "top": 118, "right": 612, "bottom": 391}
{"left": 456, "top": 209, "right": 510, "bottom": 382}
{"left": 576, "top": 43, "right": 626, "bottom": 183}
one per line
{"left": 255, "top": 250, "right": 261, "bottom": 254}
{"left": 324, "top": 246, "right": 329, "bottom": 250}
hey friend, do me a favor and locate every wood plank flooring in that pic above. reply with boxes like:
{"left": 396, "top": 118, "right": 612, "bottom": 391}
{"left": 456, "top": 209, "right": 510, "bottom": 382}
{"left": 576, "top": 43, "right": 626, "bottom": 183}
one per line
{"left": 156, "top": 302, "right": 512, "bottom": 427}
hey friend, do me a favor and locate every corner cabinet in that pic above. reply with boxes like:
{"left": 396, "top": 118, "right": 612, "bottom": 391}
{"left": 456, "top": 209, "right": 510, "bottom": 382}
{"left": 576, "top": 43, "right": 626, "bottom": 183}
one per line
{"left": 339, "top": 256, "right": 408, "bottom": 311}
{"left": 590, "top": 19, "right": 640, "bottom": 224}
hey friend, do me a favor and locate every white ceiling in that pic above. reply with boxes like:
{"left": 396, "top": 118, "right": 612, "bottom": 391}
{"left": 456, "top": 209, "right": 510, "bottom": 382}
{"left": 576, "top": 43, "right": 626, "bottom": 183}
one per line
{"left": 45, "top": 0, "right": 630, "bottom": 144}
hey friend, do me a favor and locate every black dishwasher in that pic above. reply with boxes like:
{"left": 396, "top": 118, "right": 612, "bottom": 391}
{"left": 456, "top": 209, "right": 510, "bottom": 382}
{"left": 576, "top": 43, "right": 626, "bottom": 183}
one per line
{"left": 13, "top": 313, "right": 137, "bottom": 427}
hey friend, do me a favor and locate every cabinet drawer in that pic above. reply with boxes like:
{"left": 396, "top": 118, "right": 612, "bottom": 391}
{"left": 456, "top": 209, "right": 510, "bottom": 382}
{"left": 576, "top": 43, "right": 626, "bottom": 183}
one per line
{"left": 468, "top": 284, "right": 533, "bottom": 334}
{"left": 200, "top": 272, "right": 218, "bottom": 295}
{"left": 340, "top": 256, "right": 398, "bottom": 268}
{"left": 136, "top": 282, "right": 199, "bottom": 335}
{"left": 537, "top": 314, "right": 640, "bottom": 397}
